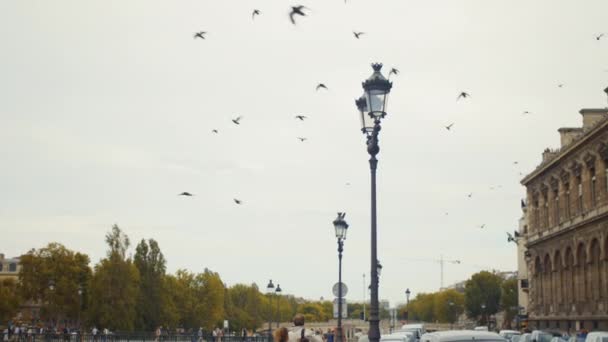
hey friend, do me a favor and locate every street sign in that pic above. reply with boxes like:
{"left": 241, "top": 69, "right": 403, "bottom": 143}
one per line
{"left": 333, "top": 298, "right": 347, "bottom": 318}
{"left": 332, "top": 282, "right": 348, "bottom": 297}
{"left": 223, "top": 320, "right": 229, "bottom": 329}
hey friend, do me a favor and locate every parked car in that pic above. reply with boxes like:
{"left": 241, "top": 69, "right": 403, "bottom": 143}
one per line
{"left": 549, "top": 337, "right": 568, "bottom": 342}
{"left": 531, "top": 330, "right": 561, "bottom": 342}
{"left": 398, "top": 324, "right": 427, "bottom": 341}
{"left": 387, "top": 332, "right": 417, "bottom": 342}
{"left": 520, "top": 333, "right": 532, "bottom": 342}
{"left": 584, "top": 332, "right": 608, "bottom": 342}
{"left": 382, "top": 334, "right": 416, "bottom": 342}
{"left": 420, "top": 331, "right": 507, "bottom": 342}
{"left": 512, "top": 335, "right": 522, "bottom": 342}
{"left": 474, "top": 327, "right": 489, "bottom": 332}
{"left": 500, "top": 330, "right": 521, "bottom": 342}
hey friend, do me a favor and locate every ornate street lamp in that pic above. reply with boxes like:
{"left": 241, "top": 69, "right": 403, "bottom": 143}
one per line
{"left": 333, "top": 212, "right": 349, "bottom": 342}
{"left": 275, "top": 284, "right": 282, "bottom": 328}
{"left": 266, "top": 280, "right": 274, "bottom": 334}
{"left": 356, "top": 63, "right": 392, "bottom": 342}
{"left": 405, "top": 288, "right": 411, "bottom": 322}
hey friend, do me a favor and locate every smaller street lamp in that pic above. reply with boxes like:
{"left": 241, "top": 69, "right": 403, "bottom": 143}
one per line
{"left": 404, "top": 289, "right": 411, "bottom": 322}
{"left": 48, "top": 280, "right": 55, "bottom": 292}
{"left": 77, "top": 286, "right": 83, "bottom": 330}
{"left": 333, "top": 212, "right": 349, "bottom": 342}
{"left": 266, "top": 280, "right": 275, "bottom": 334}
{"left": 448, "top": 301, "right": 455, "bottom": 329}
{"left": 275, "top": 284, "right": 282, "bottom": 328}
{"left": 377, "top": 261, "right": 383, "bottom": 278}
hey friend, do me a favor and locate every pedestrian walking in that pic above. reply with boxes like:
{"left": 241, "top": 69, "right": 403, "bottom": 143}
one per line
{"left": 197, "top": 328, "right": 203, "bottom": 342}
{"left": 155, "top": 327, "right": 162, "bottom": 342}
{"left": 274, "top": 328, "right": 289, "bottom": 342}
{"left": 287, "top": 315, "right": 322, "bottom": 342}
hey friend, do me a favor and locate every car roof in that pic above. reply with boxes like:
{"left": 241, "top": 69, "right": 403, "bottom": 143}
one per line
{"left": 421, "top": 331, "right": 506, "bottom": 342}
{"left": 500, "top": 331, "right": 521, "bottom": 334}
{"left": 587, "top": 333, "right": 608, "bottom": 337}
{"left": 402, "top": 324, "right": 425, "bottom": 328}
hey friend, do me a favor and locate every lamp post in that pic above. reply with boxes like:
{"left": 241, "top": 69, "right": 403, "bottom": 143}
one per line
{"left": 266, "top": 280, "right": 275, "bottom": 335}
{"left": 447, "top": 301, "right": 455, "bottom": 329}
{"left": 333, "top": 212, "right": 349, "bottom": 342}
{"left": 48, "top": 280, "right": 55, "bottom": 327}
{"left": 481, "top": 304, "right": 487, "bottom": 328}
{"left": 77, "top": 286, "right": 83, "bottom": 331}
{"left": 356, "top": 63, "right": 392, "bottom": 342}
{"left": 275, "top": 284, "right": 282, "bottom": 328}
{"left": 405, "top": 289, "right": 411, "bottom": 323}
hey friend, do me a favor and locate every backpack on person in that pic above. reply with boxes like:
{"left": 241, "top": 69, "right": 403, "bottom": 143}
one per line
{"left": 299, "top": 329, "right": 309, "bottom": 342}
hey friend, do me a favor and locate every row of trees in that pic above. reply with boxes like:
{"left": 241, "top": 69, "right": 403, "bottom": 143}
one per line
{"left": 399, "top": 271, "right": 518, "bottom": 326}
{"left": 3, "top": 225, "right": 345, "bottom": 332}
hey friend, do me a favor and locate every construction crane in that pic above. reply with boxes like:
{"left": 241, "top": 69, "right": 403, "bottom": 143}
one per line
{"left": 396, "top": 255, "right": 462, "bottom": 289}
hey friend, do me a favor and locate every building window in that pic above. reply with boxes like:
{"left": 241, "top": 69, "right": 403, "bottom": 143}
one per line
{"left": 0, "top": 263, "right": 3, "bottom": 272}
{"left": 554, "top": 190, "right": 560, "bottom": 225}
{"left": 521, "top": 279, "right": 529, "bottom": 289}
{"left": 591, "top": 168, "right": 597, "bottom": 206}
{"left": 577, "top": 176, "right": 583, "bottom": 214}
{"left": 565, "top": 183, "right": 571, "bottom": 219}
{"left": 544, "top": 200, "right": 549, "bottom": 228}
{"left": 8, "top": 263, "right": 16, "bottom": 272}
{"left": 534, "top": 200, "right": 540, "bottom": 230}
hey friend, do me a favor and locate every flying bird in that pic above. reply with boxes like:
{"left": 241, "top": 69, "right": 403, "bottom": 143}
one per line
{"left": 232, "top": 116, "right": 243, "bottom": 125}
{"left": 212, "top": 129, "right": 218, "bottom": 134}
{"left": 234, "top": 198, "right": 243, "bottom": 205}
{"left": 316, "top": 83, "right": 328, "bottom": 91}
{"left": 523, "top": 111, "right": 531, "bottom": 115}
{"left": 389, "top": 68, "right": 399, "bottom": 77}
{"left": 513, "top": 161, "right": 519, "bottom": 165}
{"left": 558, "top": 84, "right": 564, "bottom": 88}
{"left": 295, "top": 115, "right": 307, "bottom": 121}
{"left": 445, "top": 123, "right": 454, "bottom": 131}
{"left": 507, "top": 232, "right": 518, "bottom": 243}
{"left": 345, "top": 182, "right": 351, "bottom": 186}
{"left": 252, "top": 9, "right": 261, "bottom": 19}
{"left": 596, "top": 33, "right": 604, "bottom": 41}
{"left": 178, "top": 192, "right": 194, "bottom": 196}
{"left": 297, "top": 137, "right": 307, "bottom": 142}
{"left": 194, "top": 31, "right": 206, "bottom": 39}
{"left": 457, "top": 92, "right": 471, "bottom": 101}
{"left": 353, "top": 31, "right": 365, "bottom": 39}
{"left": 479, "top": 224, "right": 486, "bottom": 229}
{"left": 467, "top": 193, "right": 473, "bottom": 198}
{"left": 289, "top": 5, "right": 307, "bottom": 25}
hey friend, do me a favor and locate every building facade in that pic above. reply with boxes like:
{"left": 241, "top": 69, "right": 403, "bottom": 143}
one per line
{"left": 521, "top": 88, "right": 608, "bottom": 331}
{"left": 0, "top": 253, "right": 21, "bottom": 282}
{"left": 516, "top": 209, "right": 530, "bottom": 322}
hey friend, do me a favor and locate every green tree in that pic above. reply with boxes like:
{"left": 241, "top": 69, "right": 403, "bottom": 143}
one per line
{"left": 87, "top": 225, "right": 140, "bottom": 331}
{"left": 464, "top": 271, "right": 503, "bottom": 322}
{"left": 195, "top": 269, "right": 225, "bottom": 329}
{"left": 18, "top": 243, "right": 91, "bottom": 325}
{"left": 500, "top": 278, "right": 518, "bottom": 328}
{"left": 134, "top": 239, "right": 167, "bottom": 330}
{"left": 434, "top": 290, "right": 464, "bottom": 324}
{"left": 0, "top": 278, "right": 21, "bottom": 325}
{"left": 405, "top": 293, "right": 437, "bottom": 322}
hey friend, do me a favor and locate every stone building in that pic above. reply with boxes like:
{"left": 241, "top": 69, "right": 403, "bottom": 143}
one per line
{"left": 0, "top": 253, "right": 21, "bottom": 281}
{"left": 520, "top": 87, "right": 608, "bottom": 331}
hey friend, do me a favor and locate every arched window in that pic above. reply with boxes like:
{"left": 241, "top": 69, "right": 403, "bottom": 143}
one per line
{"left": 590, "top": 239, "right": 601, "bottom": 300}
{"left": 554, "top": 250, "right": 563, "bottom": 305}
{"left": 564, "top": 248, "right": 574, "bottom": 308}
{"left": 576, "top": 243, "right": 587, "bottom": 306}
{"left": 544, "top": 254, "right": 553, "bottom": 312}
{"left": 577, "top": 176, "right": 583, "bottom": 214}
{"left": 590, "top": 168, "right": 597, "bottom": 206}
{"left": 8, "top": 263, "right": 16, "bottom": 272}
{"left": 564, "top": 182, "right": 571, "bottom": 219}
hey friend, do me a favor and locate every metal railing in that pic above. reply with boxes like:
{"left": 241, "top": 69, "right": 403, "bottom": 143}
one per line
{"left": 3, "top": 334, "right": 272, "bottom": 342}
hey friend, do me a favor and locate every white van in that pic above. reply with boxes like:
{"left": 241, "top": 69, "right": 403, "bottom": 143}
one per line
{"left": 399, "top": 324, "right": 427, "bottom": 340}
{"left": 584, "top": 332, "right": 608, "bottom": 342}
{"left": 420, "top": 331, "right": 506, "bottom": 342}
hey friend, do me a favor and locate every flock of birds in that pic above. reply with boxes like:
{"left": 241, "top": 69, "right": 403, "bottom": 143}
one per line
{"left": 185, "top": 4, "right": 607, "bottom": 246}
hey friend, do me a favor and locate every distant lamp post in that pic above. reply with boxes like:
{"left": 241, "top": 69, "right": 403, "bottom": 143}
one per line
{"left": 356, "top": 63, "right": 393, "bottom": 342}
{"left": 266, "top": 280, "right": 275, "bottom": 334}
{"left": 448, "top": 301, "right": 455, "bottom": 329}
{"left": 481, "top": 304, "right": 487, "bottom": 328}
{"left": 333, "top": 212, "right": 349, "bottom": 342}
{"left": 405, "top": 288, "right": 411, "bottom": 322}
{"left": 275, "top": 284, "right": 282, "bottom": 328}
{"left": 77, "top": 286, "right": 83, "bottom": 330}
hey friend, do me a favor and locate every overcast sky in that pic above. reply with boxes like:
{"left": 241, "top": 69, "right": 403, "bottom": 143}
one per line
{"left": 1, "top": 0, "right": 608, "bottom": 307}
